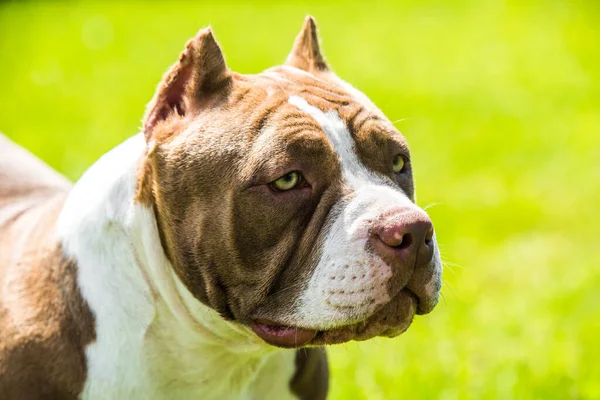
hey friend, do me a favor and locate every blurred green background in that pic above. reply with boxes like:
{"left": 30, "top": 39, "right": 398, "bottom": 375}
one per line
{"left": 1, "top": 0, "right": 599, "bottom": 398}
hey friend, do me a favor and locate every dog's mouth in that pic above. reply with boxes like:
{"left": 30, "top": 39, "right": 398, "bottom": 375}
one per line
{"left": 251, "top": 288, "right": 419, "bottom": 348}
{"left": 251, "top": 320, "right": 318, "bottom": 348}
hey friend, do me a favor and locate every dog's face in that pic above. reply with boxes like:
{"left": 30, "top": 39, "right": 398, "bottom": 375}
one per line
{"left": 138, "top": 17, "right": 442, "bottom": 348}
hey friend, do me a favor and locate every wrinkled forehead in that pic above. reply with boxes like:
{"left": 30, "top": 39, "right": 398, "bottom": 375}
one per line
{"left": 253, "top": 66, "right": 389, "bottom": 125}
{"left": 236, "top": 66, "right": 408, "bottom": 159}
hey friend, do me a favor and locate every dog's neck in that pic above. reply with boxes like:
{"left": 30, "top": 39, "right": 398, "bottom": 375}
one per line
{"left": 57, "top": 134, "right": 296, "bottom": 399}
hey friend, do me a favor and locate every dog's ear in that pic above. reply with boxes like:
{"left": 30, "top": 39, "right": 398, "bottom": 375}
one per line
{"left": 143, "top": 28, "right": 231, "bottom": 140}
{"left": 285, "top": 16, "right": 329, "bottom": 73}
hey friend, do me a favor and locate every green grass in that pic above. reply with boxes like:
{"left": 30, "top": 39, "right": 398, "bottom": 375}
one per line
{"left": 1, "top": 0, "right": 599, "bottom": 398}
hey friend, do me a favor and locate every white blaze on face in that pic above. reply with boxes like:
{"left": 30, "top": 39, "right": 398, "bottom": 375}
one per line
{"left": 288, "top": 95, "right": 425, "bottom": 329}
{"left": 288, "top": 96, "right": 380, "bottom": 188}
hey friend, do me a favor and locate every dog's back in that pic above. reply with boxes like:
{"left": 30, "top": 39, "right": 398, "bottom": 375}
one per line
{"left": 0, "top": 133, "right": 71, "bottom": 283}
{"left": 0, "top": 134, "right": 95, "bottom": 399}
{"left": 0, "top": 134, "right": 71, "bottom": 233}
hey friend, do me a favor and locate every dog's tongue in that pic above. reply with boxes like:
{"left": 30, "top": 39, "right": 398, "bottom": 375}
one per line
{"left": 251, "top": 320, "right": 317, "bottom": 348}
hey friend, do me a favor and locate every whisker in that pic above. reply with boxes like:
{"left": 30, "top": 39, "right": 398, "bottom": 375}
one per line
{"left": 269, "top": 281, "right": 306, "bottom": 297}
{"left": 422, "top": 202, "right": 444, "bottom": 211}
{"left": 439, "top": 291, "right": 448, "bottom": 306}
{"left": 441, "top": 280, "right": 459, "bottom": 300}
{"left": 442, "top": 263, "right": 458, "bottom": 277}
{"left": 391, "top": 117, "right": 412, "bottom": 126}
{"left": 443, "top": 261, "right": 466, "bottom": 269}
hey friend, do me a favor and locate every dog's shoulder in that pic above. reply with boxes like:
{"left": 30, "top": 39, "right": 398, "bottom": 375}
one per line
{"left": 0, "top": 204, "right": 96, "bottom": 399}
{"left": 0, "top": 134, "right": 95, "bottom": 399}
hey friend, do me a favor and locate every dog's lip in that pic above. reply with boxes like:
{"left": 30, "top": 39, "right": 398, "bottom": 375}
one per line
{"left": 251, "top": 319, "right": 318, "bottom": 348}
{"left": 250, "top": 288, "right": 421, "bottom": 348}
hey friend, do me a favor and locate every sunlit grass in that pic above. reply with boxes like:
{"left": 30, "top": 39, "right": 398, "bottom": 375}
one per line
{"left": 1, "top": 1, "right": 598, "bottom": 398}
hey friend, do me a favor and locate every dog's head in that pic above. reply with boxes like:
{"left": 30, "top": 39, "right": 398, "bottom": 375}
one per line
{"left": 137, "top": 17, "right": 442, "bottom": 348}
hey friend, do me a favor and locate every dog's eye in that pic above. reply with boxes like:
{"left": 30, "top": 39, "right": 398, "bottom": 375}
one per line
{"left": 270, "top": 172, "right": 302, "bottom": 191}
{"left": 393, "top": 154, "right": 406, "bottom": 173}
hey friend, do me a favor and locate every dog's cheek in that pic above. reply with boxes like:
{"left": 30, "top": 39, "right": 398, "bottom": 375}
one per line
{"left": 232, "top": 190, "right": 310, "bottom": 265}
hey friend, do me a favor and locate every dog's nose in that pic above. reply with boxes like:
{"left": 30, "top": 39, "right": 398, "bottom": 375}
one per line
{"left": 371, "top": 211, "right": 434, "bottom": 270}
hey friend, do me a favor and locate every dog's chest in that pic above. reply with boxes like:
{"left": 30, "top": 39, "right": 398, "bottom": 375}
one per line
{"left": 81, "top": 312, "right": 297, "bottom": 400}
{"left": 141, "top": 307, "right": 298, "bottom": 400}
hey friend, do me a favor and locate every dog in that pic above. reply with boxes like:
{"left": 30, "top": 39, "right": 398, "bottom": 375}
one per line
{"left": 0, "top": 16, "right": 442, "bottom": 399}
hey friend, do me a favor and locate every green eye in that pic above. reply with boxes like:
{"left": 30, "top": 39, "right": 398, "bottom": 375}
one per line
{"left": 271, "top": 172, "right": 301, "bottom": 191}
{"left": 393, "top": 154, "right": 406, "bottom": 173}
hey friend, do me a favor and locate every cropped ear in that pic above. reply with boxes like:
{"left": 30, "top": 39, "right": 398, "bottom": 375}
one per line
{"left": 143, "top": 27, "right": 231, "bottom": 140}
{"left": 285, "top": 16, "right": 329, "bottom": 73}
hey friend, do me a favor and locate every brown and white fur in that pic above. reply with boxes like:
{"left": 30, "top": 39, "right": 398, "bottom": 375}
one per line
{"left": 0, "top": 17, "right": 442, "bottom": 399}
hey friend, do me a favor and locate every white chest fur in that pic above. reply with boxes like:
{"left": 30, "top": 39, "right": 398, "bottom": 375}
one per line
{"left": 57, "top": 134, "right": 296, "bottom": 400}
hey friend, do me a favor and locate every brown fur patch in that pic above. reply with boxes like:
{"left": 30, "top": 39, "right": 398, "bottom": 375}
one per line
{"left": 290, "top": 348, "right": 329, "bottom": 400}
{"left": 0, "top": 135, "right": 95, "bottom": 399}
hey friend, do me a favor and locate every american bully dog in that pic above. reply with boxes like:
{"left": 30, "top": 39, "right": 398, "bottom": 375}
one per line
{"left": 0, "top": 16, "right": 442, "bottom": 399}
